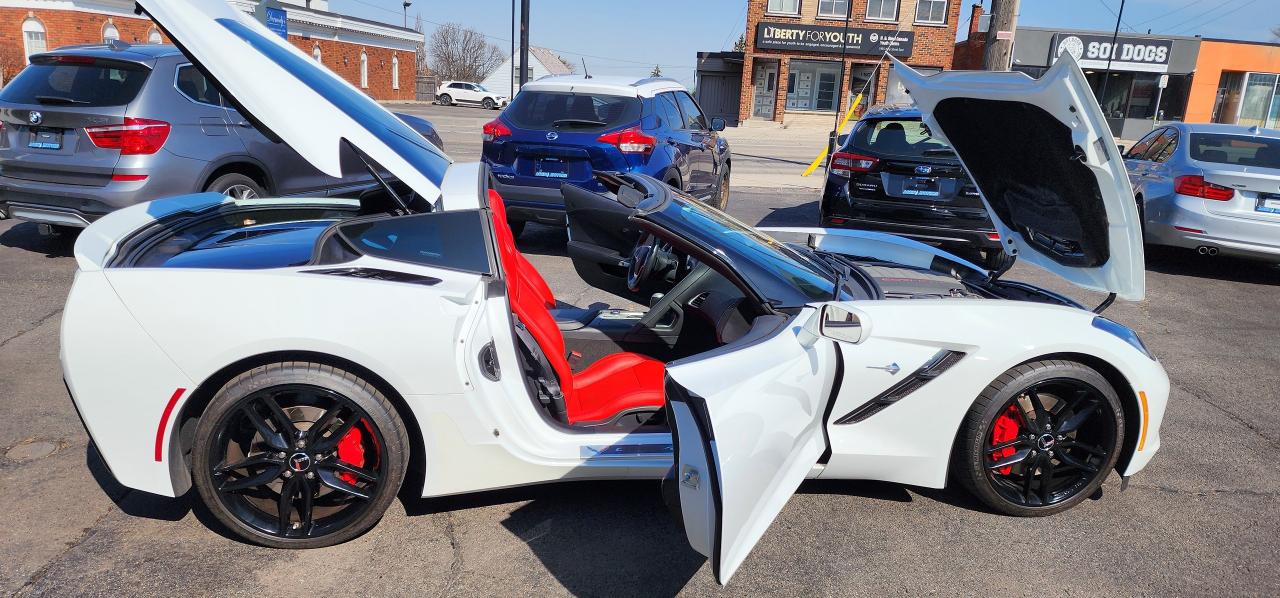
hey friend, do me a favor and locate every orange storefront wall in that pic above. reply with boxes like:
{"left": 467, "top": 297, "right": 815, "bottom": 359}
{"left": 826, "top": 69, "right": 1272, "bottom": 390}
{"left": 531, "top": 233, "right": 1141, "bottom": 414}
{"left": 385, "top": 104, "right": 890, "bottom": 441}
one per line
{"left": 1186, "top": 40, "right": 1280, "bottom": 123}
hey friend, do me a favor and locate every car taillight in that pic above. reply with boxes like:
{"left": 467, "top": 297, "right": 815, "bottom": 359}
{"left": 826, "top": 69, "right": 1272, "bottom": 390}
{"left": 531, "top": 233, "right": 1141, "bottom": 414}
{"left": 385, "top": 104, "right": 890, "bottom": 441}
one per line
{"left": 53, "top": 55, "right": 96, "bottom": 65}
{"left": 597, "top": 126, "right": 656, "bottom": 154}
{"left": 482, "top": 119, "right": 511, "bottom": 142}
{"left": 1174, "top": 175, "right": 1234, "bottom": 201}
{"left": 830, "top": 152, "right": 878, "bottom": 178}
{"left": 85, "top": 118, "right": 170, "bottom": 155}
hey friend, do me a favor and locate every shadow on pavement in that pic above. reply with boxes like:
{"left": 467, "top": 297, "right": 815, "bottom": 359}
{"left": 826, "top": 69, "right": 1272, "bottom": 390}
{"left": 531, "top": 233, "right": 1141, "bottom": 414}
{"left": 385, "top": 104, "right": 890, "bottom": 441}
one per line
{"left": 404, "top": 480, "right": 705, "bottom": 597}
{"left": 0, "top": 221, "right": 76, "bottom": 258}
{"left": 755, "top": 200, "right": 820, "bottom": 229}
{"left": 798, "top": 479, "right": 915, "bottom": 503}
{"left": 87, "top": 443, "right": 191, "bottom": 522}
{"left": 1144, "top": 245, "right": 1280, "bottom": 286}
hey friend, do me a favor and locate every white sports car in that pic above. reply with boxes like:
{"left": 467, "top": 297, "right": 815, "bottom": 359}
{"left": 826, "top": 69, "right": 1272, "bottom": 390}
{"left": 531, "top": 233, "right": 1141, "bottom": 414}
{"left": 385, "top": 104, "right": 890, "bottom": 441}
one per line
{"left": 62, "top": 0, "right": 1168, "bottom": 583}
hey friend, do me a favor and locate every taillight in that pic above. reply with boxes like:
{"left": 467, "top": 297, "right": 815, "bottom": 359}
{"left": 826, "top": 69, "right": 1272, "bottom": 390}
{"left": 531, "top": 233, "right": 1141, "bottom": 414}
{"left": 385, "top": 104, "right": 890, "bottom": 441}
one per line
{"left": 53, "top": 55, "right": 96, "bottom": 65}
{"left": 1174, "top": 175, "right": 1234, "bottom": 201}
{"left": 830, "top": 152, "right": 878, "bottom": 178}
{"left": 85, "top": 118, "right": 170, "bottom": 155}
{"left": 597, "top": 126, "right": 656, "bottom": 154}
{"left": 482, "top": 119, "right": 511, "bottom": 142}
{"left": 986, "top": 232, "right": 1001, "bottom": 241}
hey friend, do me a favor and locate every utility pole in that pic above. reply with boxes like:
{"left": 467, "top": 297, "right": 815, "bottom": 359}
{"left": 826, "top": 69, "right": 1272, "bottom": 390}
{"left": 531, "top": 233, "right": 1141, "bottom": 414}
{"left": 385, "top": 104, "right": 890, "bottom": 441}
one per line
{"left": 982, "top": 0, "right": 1021, "bottom": 71}
{"left": 519, "top": 0, "right": 531, "bottom": 86}
{"left": 402, "top": 1, "right": 412, "bottom": 28}
{"left": 1098, "top": 0, "right": 1127, "bottom": 111}
{"left": 511, "top": 0, "right": 516, "bottom": 96}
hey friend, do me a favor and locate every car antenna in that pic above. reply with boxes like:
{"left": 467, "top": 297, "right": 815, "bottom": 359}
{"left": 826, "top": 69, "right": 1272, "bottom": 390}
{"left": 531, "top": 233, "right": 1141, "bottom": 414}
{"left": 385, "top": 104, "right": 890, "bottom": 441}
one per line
{"left": 581, "top": 58, "right": 591, "bottom": 79}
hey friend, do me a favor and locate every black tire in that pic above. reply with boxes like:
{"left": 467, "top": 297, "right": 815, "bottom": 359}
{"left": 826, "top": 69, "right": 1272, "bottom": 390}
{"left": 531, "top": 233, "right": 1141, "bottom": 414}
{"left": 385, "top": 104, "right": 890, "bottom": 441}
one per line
{"left": 206, "top": 173, "right": 266, "bottom": 200}
{"left": 714, "top": 169, "right": 731, "bottom": 210}
{"left": 952, "top": 360, "right": 1124, "bottom": 517}
{"left": 482, "top": 97, "right": 495, "bottom": 110}
{"left": 191, "top": 362, "right": 410, "bottom": 548}
{"left": 507, "top": 218, "right": 526, "bottom": 239}
{"left": 438, "top": 93, "right": 452, "bottom": 106}
{"left": 981, "top": 249, "right": 1017, "bottom": 273}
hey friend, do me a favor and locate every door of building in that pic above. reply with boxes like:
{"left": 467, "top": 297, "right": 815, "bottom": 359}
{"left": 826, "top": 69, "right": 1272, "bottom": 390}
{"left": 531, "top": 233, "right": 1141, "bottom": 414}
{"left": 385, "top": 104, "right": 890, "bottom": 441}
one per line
{"left": 752, "top": 62, "right": 778, "bottom": 120}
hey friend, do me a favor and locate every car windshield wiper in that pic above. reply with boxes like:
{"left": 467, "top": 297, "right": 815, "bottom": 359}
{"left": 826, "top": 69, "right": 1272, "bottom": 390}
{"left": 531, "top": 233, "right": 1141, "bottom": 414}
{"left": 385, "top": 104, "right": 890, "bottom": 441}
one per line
{"left": 922, "top": 148, "right": 956, "bottom": 157}
{"left": 552, "top": 118, "right": 606, "bottom": 129}
{"left": 34, "top": 95, "right": 89, "bottom": 105}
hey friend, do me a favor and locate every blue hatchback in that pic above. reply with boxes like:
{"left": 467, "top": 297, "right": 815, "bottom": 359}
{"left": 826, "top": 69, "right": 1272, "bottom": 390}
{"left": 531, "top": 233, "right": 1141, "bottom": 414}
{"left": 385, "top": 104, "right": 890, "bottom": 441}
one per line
{"left": 482, "top": 76, "right": 731, "bottom": 235}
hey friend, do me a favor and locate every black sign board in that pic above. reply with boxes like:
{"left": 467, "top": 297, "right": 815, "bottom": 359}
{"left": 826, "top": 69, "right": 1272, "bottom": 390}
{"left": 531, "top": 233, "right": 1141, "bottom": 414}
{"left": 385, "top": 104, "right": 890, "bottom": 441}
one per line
{"left": 1050, "top": 33, "right": 1173, "bottom": 73}
{"left": 755, "top": 23, "right": 914, "bottom": 57}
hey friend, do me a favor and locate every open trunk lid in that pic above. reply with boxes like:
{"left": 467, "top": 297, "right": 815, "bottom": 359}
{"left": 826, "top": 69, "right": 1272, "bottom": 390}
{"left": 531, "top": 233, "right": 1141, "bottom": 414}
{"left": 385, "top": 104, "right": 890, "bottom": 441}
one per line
{"left": 892, "top": 56, "right": 1145, "bottom": 301}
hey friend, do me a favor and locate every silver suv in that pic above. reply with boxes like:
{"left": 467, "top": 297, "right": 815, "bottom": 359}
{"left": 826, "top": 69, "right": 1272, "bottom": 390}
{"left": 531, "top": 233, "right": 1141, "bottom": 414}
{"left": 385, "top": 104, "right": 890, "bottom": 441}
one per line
{"left": 0, "top": 43, "right": 443, "bottom": 232}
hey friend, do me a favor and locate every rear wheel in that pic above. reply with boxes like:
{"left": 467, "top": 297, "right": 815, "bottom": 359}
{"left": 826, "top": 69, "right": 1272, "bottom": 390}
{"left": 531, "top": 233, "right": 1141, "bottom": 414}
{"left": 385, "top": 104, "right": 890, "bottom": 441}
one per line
{"left": 206, "top": 173, "right": 266, "bottom": 200}
{"left": 482, "top": 97, "right": 495, "bottom": 110}
{"left": 191, "top": 362, "right": 409, "bottom": 548}
{"left": 953, "top": 360, "right": 1123, "bottom": 517}
{"left": 714, "top": 169, "right": 731, "bottom": 210}
{"left": 438, "top": 93, "right": 452, "bottom": 106}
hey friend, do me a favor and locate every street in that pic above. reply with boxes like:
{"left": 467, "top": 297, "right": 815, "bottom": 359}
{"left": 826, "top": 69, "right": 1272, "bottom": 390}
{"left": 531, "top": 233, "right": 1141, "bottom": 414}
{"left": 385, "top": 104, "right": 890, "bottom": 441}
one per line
{"left": 0, "top": 102, "right": 1278, "bottom": 596}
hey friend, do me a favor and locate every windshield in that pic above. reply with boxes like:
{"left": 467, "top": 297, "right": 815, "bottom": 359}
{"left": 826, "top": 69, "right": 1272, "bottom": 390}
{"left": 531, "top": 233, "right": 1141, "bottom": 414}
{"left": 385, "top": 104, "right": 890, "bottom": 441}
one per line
{"left": 848, "top": 118, "right": 955, "bottom": 159}
{"left": 1189, "top": 133, "right": 1280, "bottom": 169}
{"left": 643, "top": 191, "right": 837, "bottom": 307}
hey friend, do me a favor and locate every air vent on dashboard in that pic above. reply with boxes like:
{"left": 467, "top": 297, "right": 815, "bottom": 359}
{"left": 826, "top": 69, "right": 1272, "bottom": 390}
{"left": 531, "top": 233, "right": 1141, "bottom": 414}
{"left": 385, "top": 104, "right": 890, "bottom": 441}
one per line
{"left": 688, "top": 292, "right": 710, "bottom": 309}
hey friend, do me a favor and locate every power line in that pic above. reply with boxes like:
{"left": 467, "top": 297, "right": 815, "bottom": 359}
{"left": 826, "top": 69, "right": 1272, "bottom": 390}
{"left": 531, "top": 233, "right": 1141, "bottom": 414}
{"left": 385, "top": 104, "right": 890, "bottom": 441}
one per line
{"left": 1131, "top": 0, "right": 1211, "bottom": 27}
{"left": 1094, "top": 0, "right": 1137, "bottom": 32}
{"left": 1163, "top": 0, "right": 1253, "bottom": 35}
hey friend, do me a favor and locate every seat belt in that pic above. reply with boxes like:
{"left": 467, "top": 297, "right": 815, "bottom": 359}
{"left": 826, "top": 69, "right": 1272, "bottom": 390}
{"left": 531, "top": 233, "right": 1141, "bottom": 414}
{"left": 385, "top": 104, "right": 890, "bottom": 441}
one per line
{"left": 512, "top": 319, "right": 569, "bottom": 422}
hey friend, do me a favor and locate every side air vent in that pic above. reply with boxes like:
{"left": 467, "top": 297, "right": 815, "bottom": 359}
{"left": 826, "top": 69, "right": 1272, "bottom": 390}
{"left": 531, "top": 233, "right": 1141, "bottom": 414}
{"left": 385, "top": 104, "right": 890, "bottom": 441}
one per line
{"left": 478, "top": 342, "right": 500, "bottom": 381}
{"left": 834, "top": 350, "right": 966, "bottom": 425}
{"left": 688, "top": 292, "right": 710, "bottom": 308}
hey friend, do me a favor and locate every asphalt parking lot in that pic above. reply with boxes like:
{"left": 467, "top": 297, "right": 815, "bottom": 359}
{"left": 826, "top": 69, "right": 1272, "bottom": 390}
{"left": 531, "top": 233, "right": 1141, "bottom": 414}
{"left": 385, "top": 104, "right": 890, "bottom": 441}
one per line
{"left": 2, "top": 103, "right": 1279, "bottom": 596}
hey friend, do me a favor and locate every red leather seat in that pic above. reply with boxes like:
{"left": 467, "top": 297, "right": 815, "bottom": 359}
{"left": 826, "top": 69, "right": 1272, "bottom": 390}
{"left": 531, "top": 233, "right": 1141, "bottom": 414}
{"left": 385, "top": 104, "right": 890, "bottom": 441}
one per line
{"left": 488, "top": 190, "right": 665, "bottom": 425}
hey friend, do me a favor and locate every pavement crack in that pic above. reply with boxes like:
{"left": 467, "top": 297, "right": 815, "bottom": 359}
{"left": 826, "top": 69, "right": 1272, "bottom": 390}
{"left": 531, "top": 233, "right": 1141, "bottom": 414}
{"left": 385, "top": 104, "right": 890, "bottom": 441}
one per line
{"left": 13, "top": 498, "right": 121, "bottom": 596}
{"left": 1173, "top": 377, "right": 1280, "bottom": 450}
{"left": 0, "top": 308, "right": 62, "bottom": 350}
{"left": 437, "top": 511, "right": 464, "bottom": 597}
{"left": 1127, "top": 482, "right": 1279, "bottom": 499}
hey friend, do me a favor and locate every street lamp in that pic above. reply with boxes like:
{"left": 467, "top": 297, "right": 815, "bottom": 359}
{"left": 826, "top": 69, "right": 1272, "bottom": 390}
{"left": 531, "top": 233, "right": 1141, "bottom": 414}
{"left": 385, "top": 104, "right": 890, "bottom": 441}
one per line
{"left": 402, "top": 1, "right": 412, "bottom": 28}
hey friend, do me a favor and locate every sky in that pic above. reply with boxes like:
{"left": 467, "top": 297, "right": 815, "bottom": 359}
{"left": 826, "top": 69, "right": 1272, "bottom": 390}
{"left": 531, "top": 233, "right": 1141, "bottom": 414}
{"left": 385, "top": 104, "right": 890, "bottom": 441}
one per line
{"left": 329, "top": 0, "right": 1280, "bottom": 87}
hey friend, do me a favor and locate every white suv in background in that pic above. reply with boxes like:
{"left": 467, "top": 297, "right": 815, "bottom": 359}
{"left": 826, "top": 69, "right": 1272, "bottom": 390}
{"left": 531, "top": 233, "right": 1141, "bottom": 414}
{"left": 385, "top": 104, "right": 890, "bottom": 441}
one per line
{"left": 436, "top": 81, "right": 508, "bottom": 110}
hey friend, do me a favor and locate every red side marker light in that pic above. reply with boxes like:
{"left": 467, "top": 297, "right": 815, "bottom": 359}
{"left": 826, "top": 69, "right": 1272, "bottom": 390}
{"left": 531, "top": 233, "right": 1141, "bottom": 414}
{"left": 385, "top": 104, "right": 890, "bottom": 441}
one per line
{"left": 111, "top": 174, "right": 148, "bottom": 182}
{"left": 1173, "top": 226, "right": 1205, "bottom": 234}
{"left": 154, "top": 388, "right": 186, "bottom": 462}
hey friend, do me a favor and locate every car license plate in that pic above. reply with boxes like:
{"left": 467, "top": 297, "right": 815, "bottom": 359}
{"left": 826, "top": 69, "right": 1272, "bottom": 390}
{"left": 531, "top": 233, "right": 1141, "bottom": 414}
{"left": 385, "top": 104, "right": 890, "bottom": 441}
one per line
{"left": 28, "top": 127, "right": 63, "bottom": 150}
{"left": 901, "top": 176, "right": 940, "bottom": 197}
{"left": 1256, "top": 194, "right": 1280, "bottom": 214}
{"left": 534, "top": 158, "right": 568, "bottom": 179}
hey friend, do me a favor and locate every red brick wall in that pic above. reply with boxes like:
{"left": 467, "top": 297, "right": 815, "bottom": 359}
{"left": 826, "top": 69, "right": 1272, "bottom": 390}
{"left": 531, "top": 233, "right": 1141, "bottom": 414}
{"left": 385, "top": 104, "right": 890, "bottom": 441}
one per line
{"left": 0, "top": 7, "right": 415, "bottom": 101}
{"left": 951, "top": 2, "right": 985, "bottom": 69}
{"left": 739, "top": 0, "right": 962, "bottom": 123}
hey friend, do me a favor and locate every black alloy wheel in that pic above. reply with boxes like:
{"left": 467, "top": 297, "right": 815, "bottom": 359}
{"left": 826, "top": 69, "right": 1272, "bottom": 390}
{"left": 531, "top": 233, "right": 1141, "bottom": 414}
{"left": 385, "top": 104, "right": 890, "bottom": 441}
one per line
{"left": 482, "top": 97, "right": 495, "bottom": 110}
{"left": 192, "top": 363, "right": 408, "bottom": 548}
{"left": 438, "top": 93, "right": 452, "bottom": 106}
{"left": 954, "top": 360, "right": 1124, "bottom": 516}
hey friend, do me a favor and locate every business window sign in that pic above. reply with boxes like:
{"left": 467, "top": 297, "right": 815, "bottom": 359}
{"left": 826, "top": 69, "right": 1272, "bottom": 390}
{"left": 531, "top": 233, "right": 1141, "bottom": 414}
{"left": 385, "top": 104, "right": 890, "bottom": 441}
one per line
{"left": 755, "top": 23, "right": 914, "bottom": 57}
{"left": 1051, "top": 33, "right": 1172, "bottom": 73}
{"left": 265, "top": 7, "right": 288, "bottom": 39}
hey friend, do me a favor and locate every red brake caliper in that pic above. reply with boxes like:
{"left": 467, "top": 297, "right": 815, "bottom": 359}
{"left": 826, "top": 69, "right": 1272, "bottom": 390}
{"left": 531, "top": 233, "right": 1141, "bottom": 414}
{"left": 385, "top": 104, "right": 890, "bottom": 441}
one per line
{"left": 336, "top": 425, "right": 365, "bottom": 485}
{"left": 990, "top": 405, "right": 1022, "bottom": 475}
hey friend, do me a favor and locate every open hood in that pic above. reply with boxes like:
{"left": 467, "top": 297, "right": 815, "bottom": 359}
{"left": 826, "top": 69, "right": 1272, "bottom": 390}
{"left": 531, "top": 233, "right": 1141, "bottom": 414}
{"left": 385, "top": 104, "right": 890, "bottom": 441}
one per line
{"left": 892, "top": 57, "right": 1145, "bottom": 301}
{"left": 137, "top": 0, "right": 449, "bottom": 201}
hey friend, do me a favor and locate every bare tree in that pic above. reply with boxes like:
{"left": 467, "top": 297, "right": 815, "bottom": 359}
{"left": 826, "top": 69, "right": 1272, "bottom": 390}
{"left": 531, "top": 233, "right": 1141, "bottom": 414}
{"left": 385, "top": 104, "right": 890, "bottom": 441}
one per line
{"left": 414, "top": 14, "right": 428, "bottom": 75}
{"left": 650, "top": 64, "right": 662, "bottom": 77}
{"left": 733, "top": 34, "right": 746, "bottom": 52}
{"left": 428, "top": 22, "right": 504, "bottom": 82}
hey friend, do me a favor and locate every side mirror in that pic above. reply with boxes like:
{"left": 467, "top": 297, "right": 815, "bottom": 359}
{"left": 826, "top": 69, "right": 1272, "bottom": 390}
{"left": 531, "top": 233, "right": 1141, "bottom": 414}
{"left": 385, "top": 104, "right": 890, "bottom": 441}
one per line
{"left": 837, "top": 133, "right": 849, "bottom": 147}
{"left": 803, "top": 304, "right": 870, "bottom": 345}
{"left": 710, "top": 117, "right": 726, "bottom": 132}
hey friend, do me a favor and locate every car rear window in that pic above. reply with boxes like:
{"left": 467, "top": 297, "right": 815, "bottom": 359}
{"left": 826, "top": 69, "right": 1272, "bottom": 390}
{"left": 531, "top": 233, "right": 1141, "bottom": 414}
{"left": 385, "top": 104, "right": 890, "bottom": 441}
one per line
{"left": 504, "top": 91, "right": 641, "bottom": 131}
{"left": 1189, "top": 133, "right": 1280, "bottom": 169}
{"left": 849, "top": 118, "right": 956, "bottom": 159}
{"left": 337, "top": 210, "right": 491, "bottom": 274}
{"left": 0, "top": 58, "right": 150, "bottom": 107}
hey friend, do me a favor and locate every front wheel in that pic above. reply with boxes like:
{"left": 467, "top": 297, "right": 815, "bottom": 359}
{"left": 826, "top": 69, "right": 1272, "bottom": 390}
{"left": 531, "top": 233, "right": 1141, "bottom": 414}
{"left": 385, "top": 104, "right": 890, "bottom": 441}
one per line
{"left": 714, "top": 169, "right": 731, "bottom": 210}
{"left": 952, "top": 360, "right": 1124, "bottom": 517}
{"left": 191, "top": 362, "right": 410, "bottom": 548}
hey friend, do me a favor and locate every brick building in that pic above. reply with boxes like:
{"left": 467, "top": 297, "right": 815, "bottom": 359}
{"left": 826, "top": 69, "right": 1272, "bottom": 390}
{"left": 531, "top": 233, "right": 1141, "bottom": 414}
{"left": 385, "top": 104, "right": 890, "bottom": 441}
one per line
{"left": 739, "top": 0, "right": 961, "bottom": 126}
{"left": 0, "top": 0, "right": 421, "bottom": 101}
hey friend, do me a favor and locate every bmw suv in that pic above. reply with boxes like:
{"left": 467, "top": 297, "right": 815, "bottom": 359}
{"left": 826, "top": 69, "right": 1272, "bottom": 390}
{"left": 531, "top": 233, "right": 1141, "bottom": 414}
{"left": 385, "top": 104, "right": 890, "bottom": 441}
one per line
{"left": 0, "top": 43, "right": 443, "bottom": 233}
{"left": 819, "top": 106, "right": 1011, "bottom": 271}
{"left": 481, "top": 75, "right": 731, "bottom": 236}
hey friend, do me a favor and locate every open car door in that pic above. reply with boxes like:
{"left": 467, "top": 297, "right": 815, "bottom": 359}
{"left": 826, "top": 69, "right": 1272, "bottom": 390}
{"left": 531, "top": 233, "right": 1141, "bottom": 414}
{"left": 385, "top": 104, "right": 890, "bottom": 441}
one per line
{"left": 561, "top": 180, "right": 648, "bottom": 299}
{"left": 665, "top": 311, "right": 837, "bottom": 584}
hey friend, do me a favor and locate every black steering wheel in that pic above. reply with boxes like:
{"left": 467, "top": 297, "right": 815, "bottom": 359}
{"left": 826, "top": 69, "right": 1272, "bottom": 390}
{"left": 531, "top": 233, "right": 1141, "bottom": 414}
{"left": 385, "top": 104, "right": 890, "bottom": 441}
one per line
{"left": 627, "top": 233, "right": 661, "bottom": 293}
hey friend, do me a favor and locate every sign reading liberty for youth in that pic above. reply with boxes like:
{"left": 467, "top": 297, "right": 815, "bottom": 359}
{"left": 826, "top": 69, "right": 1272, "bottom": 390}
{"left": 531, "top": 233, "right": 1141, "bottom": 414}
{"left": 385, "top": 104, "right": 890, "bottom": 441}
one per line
{"left": 1051, "top": 33, "right": 1172, "bottom": 73}
{"left": 265, "top": 7, "right": 288, "bottom": 39}
{"left": 755, "top": 23, "right": 914, "bottom": 57}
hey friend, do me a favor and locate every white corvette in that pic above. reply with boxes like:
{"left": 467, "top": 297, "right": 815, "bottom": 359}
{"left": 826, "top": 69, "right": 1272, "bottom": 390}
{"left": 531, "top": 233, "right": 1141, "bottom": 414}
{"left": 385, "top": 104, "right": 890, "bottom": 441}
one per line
{"left": 62, "top": 0, "right": 1168, "bottom": 582}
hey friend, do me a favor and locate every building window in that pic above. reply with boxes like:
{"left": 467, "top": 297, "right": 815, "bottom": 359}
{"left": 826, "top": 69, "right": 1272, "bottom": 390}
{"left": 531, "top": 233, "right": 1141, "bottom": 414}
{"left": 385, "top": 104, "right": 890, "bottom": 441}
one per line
{"left": 786, "top": 60, "right": 842, "bottom": 112}
{"left": 767, "top": 0, "right": 800, "bottom": 15}
{"left": 914, "top": 0, "right": 948, "bottom": 24}
{"left": 866, "top": 0, "right": 899, "bottom": 21}
{"left": 313, "top": 45, "right": 322, "bottom": 61}
{"left": 360, "top": 51, "right": 368, "bottom": 88}
{"left": 392, "top": 54, "right": 400, "bottom": 90}
{"left": 21, "top": 18, "right": 46, "bottom": 64}
{"left": 1086, "top": 71, "right": 1191, "bottom": 122}
{"left": 817, "top": 0, "right": 849, "bottom": 18}
{"left": 102, "top": 21, "right": 120, "bottom": 43}
{"left": 147, "top": 27, "right": 162, "bottom": 44}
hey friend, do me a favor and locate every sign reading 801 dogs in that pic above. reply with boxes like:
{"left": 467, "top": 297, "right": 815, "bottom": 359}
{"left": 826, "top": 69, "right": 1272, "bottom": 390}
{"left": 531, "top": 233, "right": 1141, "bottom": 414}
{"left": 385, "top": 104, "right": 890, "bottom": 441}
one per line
{"left": 1051, "top": 33, "right": 1172, "bottom": 73}
{"left": 755, "top": 23, "right": 914, "bottom": 57}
